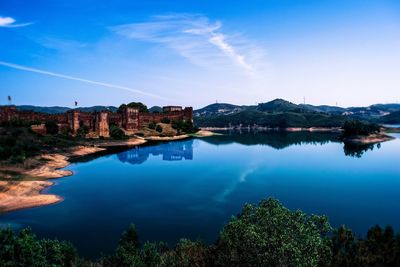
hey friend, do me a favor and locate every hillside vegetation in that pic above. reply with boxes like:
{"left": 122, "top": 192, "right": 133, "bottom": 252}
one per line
{"left": 378, "top": 111, "right": 400, "bottom": 124}
{"left": 195, "top": 109, "right": 346, "bottom": 128}
{"left": 194, "top": 99, "right": 400, "bottom": 128}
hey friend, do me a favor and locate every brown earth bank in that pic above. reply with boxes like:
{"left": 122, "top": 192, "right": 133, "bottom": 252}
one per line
{"left": 342, "top": 133, "right": 395, "bottom": 145}
{"left": 0, "top": 139, "right": 144, "bottom": 213}
{"left": 0, "top": 146, "right": 105, "bottom": 213}
{"left": 0, "top": 131, "right": 217, "bottom": 214}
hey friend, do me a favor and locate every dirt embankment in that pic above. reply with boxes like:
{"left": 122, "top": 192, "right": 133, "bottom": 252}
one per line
{"left": 0, "top": 146, "right": 105, "bottom": 213}
{"left": 342, "top": 133, "right": 395, "bottom": 145}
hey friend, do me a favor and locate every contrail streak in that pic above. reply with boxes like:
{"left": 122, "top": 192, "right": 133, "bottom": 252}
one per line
{"left": 0, "top": 61, "right": 167, "bottom": 100}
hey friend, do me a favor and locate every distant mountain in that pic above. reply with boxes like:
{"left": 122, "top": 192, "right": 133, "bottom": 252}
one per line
{"left": 16, "top": 105, "right": 71, "bottom": 114}
{"left": 13, "top": 105, "right": 118, "bottom": 114}
{"left": 194, "top": 98, "right": 400, "bottom": 128}
{"left": 298, "top": 104, "right": 346, "bottom": 114}
{"left": 370, "top": 103, "right": 400, "bottom": 113}
{"left": 76, "top": 106, "right": 118, "bottom": 113}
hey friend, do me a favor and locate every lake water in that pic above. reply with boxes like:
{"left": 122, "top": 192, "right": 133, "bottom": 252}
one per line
{"left": 1, "top": 131, "right": 399, "bottom": 259}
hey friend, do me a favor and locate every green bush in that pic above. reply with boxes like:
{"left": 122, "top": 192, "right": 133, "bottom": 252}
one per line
{"left": 148, "top": 122, "right": 156, "bottom": 130}
{"left": 342, "top": 120, "right": 380, "bottom": 137}
{"left": 76, "top": 125, "right": 89, "bottom": 138}
{"left": 45, "top": 120, "right": 59, "bottom": 135}
{"left": 110, "top": 125, "right": 127, "bottom": 140}
{"left": 155, "top": 124, "right": 163, "bottom": 133}
{"left": 171, "top": 120, "right": 198, "bottom": 134}
{"left": 118, "top": 102, "right": 149, "bottom": 113}
{"left": 0, "top": 228, "right": 78, "bottom": 267}
{"left": 160, "top": 117, "right": 171, "bottom": 124}
{"left": 216, "top": 198, "right": 332, "bottom": 267}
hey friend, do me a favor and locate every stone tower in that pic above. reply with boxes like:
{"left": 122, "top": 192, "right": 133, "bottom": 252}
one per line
{"left": 95, "top": 111, "right": 110, "bottom": 138}
{"left": 67, "top": 110, "right": 81, "bottom": 136}
{"left": 122, "top": 107, "right": 139, "bottom": 130}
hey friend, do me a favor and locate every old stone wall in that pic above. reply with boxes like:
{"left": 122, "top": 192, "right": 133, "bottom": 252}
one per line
{"left": 0, "top": 105, "right": 193, "bottom": 138}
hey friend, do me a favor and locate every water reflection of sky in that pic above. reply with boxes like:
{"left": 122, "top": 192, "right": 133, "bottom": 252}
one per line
{"left": 0, "top": 132, "right": 399, "bottom": 260}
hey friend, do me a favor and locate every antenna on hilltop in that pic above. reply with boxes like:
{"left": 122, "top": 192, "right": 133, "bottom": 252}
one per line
{"left": 303, "top": 96, "right": 306, "bottom": 105}
{"left": 75, "top": 101, "right": 78, "bottom": 107}
{"left": 7, "top": 95, "right": 12, "bottom": 106}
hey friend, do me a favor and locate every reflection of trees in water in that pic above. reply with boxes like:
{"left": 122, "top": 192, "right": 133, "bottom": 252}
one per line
{"left": 343, "top": 142, "right": 381, "bottom": 158}
{"left": 117, "top": 139, "right": 194, "bottom": 165}
{"left": 203, "top": 130, "right": 340, "bottom": 149}
{"left": 203, "top": 130, "right": 383, "bottom": 158}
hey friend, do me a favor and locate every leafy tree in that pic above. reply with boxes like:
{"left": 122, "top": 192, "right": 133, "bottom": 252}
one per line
{"left": 102, "top": 224, "right": 143, "bottom": 267}
{"left": 76, "top": 125, "right": 89, "bottom": 137}
{"left": 331, "top": 226, "right": 357, "bottom": 267}
{"left": 215, "top": 198, "right": 332, "bottom": 267}
{"left": 148, "top": 122, "right": 156, "bottom": 130}
{"left": 117, "top": 104, "right": 127, "bottom": 113}
{"left": 0, "top": 227, "right": 78, "bottom": 267}
{"left": 118, "top": 102, "right": 148, "bottom": 113}
{"left": 172, "top": 239, "right": 213, "bottom": 267}
{"left": 171, "top": 120, "right": 197, "bottom": 134}
{"left": 155, "top": 124, "right": 163, "bottom": 133}
{"left": 342, "top": 120, "right": 380, "bottom": 137}
{"left": 160, "top": 117, "right": 171, "bottom": 124}
{"left": 128, "top": 102, "right": 148, "bottom": 113}
{"left": 45, "top": 120, "right": 59, "bottom": 135}
{"left": 110, "top": 125, "right": 127, "bottom": 140}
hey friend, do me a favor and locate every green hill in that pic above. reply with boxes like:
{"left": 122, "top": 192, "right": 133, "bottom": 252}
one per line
{"left": 194, "top": 109, "right": 346, "bottom": 128}
{"left": 378, "top": 111, "right": 400, "bottom": 124}
{"left": 256, "top": 99, "right": 301, "bottom": 112}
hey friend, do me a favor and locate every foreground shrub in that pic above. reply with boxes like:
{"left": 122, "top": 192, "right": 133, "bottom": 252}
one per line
{"left": 0, "top": 228, "right": 78, "bottom": 267}
{"left": 216, "top": 198, "right": 332, "bottom": 267}
{"left": 45, "top": 120, "right": 59, "bottom": 135}
{"left": 109, "top": 125, "right": 127, "bottom": 140}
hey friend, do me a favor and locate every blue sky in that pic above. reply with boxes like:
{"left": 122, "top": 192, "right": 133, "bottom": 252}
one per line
{"left": 0, "top": 0, "right": 399, "bottom": 108}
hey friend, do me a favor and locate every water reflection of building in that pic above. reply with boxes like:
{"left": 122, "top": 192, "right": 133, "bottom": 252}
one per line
{"left": 117, "top": 140, "right": 194, "bottom": 165}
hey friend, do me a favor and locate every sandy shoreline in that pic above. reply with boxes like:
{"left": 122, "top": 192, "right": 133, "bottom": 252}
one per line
{"left": 0, "top": 147, "right": 105, "bottom": 213}
{"left": 0, "top": 140, "right": 143, "bottom": 214}
{"left": 342, "top": 133, "right": 395, "bottom": 145}
{"left": 0, "top": 132, "right": 218, "bottom": 214}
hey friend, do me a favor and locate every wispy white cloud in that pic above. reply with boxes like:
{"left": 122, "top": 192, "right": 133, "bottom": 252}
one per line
{"left": 111, "top": 14, "right": 260, "bottom": 73}
{"left": 0, "top": 61, "right": 167, "bottom": 100}
{"left": 0, "top": 16, "right": 33, "bottom": 28}
{"left": 39, "top": 37, "right": 88, "bottom": 51}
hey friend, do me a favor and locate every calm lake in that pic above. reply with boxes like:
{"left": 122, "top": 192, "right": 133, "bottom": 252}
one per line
{"left": 1, "top": 131, "right": 400, "bottom": 259}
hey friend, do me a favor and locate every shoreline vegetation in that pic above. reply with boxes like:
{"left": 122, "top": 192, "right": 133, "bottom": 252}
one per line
{"left": 201, "top": 126, "right": 396, "bottom": 145}
{"left": 1, "top": 198, "right": 399, "bottom": 266}
{"left": 0, "top": 130, "right": 217, "bottom": 213}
